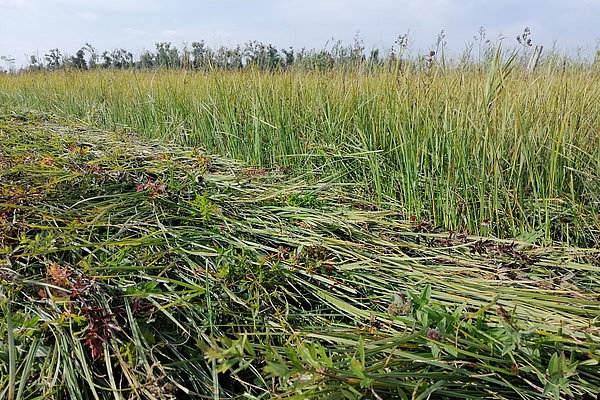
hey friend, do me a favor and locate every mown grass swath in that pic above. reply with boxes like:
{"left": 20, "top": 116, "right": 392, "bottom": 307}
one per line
{"left": 1, "top": 108, "right": 599, "bottom": 399}
{"left": 0, "top": 53, "right": 599, "bottom": 246}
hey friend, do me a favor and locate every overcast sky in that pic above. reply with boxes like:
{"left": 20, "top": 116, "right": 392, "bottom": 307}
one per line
{"left": 1, "top": 0, "right": 599, "bottom": 67}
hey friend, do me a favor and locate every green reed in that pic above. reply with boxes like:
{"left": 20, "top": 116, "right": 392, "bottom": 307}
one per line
{"left": 1, "top": 61, "right": 599, "bottom": 245}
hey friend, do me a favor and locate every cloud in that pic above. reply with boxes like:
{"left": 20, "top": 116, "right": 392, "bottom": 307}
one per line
{"left": 76, "top": 11, "right": 99, "bottom": 21}
{"left": 123, "top": 27, "right": 179, "bottom": 39}
{"left": 2, "top": 0, "right": 600, "bottom": 68}
{"left": 124, "top": 27, "right": 149, "bottom": 36}
{"left": 0, "top": 0, "right": 28, "bottom": 8}
{"left": 0, "top": 0, "right": 21, "bottom": 6}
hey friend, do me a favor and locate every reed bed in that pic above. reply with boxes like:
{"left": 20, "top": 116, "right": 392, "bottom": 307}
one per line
{"left": 0, "top": 59, "right": 599, "bottom": 246}
{"left": 1, "top": 107, "right": 599, "bottom": 399}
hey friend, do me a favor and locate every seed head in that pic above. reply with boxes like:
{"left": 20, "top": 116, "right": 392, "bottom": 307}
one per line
{"left": 388, "top": 292, "right": 413, "bottom": 316}
{"left": 426, "top": 329, "right": 442, "bottom": 342}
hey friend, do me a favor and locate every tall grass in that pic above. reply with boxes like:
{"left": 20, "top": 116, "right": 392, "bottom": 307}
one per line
{"left": 0, "top": 60, "right": 599, "bottom": 245}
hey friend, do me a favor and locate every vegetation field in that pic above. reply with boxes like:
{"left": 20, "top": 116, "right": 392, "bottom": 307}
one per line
{"left": 1, "top": 53, "right": 600, "bottom": 246}
{"left": 1, "top": 48, "right": 600, "bottom": 399}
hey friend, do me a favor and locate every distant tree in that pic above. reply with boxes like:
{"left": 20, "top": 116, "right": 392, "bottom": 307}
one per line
{"left": 214, "top": 46, "right": 228, "bottom": 69}
{"left": 0, "top": 55, "right": 16, "bottom": 73}
{"left": 266, "top": 44, "right": 281, "bottom": 70}
{"left": 44, "top": 49, "right": 62, "bottom": 70}
{"left": 181, "top": 43, "right": 191, "bottom": 69}
{"left": 155, "top": 42, "right": 179, "bottom": 69}
{"left": 213, "top": 45, "right": 242, "bottom": 70}
{"left": 139, "top": 50, "right": 155, "bottom": 69}
{"left": 70, "top": 48, "right": 88, "bottom": 70}
{"left": 20, "top": 35, "right": 569, "bottom": 74}
{"left": 242, "top": 41, "right": 282, "bottom": 70}
{"left": 228, "top": 45, "right": 243, "bottom": 69}
{"left": 27, "top": 54, "right": 43, "bottom": 71}
{"left": 306, "top": 50, "right": 333, "bottom": 71}
{"left": 168, "top": 45, "right": 180, "bottom": 69}
{"left": 111, "top": 49, "right": 134, "bottom": 69}
{"left": 191, "top": 41, "right": 207, "bottom": 70}
{"left": 98, "top": 49, "right": 134, "bottom": 69}
{"left": 101, "top": 51, "right": 112, "bottom": 68}
{"left": 243, "top": 40, "right": 260, "bottom": 67}
{"left": 282, "top": 47, "right": 294, "bottom": 68}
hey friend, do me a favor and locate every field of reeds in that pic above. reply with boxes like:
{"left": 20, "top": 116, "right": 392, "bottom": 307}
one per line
{"left": 1, "top": 53, "right": 600, "bottom": 246}
{"left": 1, "top": 52, "right": 600, "bottom": 399}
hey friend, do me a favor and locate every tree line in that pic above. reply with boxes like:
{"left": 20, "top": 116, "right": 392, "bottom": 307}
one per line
{"left": 24, "top": 38, "right": 389, "bottom": 72}
{"left": 4, "top": 28, "right": 598, "bottom": 73}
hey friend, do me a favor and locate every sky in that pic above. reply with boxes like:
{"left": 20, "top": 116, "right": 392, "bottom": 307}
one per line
{"left": 1, "top": 0, "right": 599, "bottom": 68}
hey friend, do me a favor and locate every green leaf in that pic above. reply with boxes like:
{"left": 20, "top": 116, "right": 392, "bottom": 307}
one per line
{"left": 420, "top": 284, "right": 431, "bottom": 304}
{"left": 431, "top": 343, "right": 441, "bottom": 358}
{"left": 264, "top": 360, "right": 290, "bottom": 377}
{"left": 547, "top": 352, "right": 560, "bottom": 375}
{"left": 357, "top": 335, "right": 365, "bottom": 366}
{"left": 350, "top": 358, "right": 365, "bottom": 379}
{"left": 360, "top": 377, "right": 372, "bottom": 389}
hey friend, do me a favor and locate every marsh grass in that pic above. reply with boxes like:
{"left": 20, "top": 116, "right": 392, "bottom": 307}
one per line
{"left": 0, "top": 59, "right": 599, "bottom": 245}
{"left": 1, "top": 108, "right": 599, "bottom": 399}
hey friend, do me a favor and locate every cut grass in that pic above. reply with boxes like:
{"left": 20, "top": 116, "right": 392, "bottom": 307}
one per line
{"left": 1, "top": 107, "right": 599, "bottom": 399}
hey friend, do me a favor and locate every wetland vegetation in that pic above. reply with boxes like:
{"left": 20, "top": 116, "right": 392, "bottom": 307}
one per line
{"left": 1, "top": 37, "right": 599, "bottom": 399}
